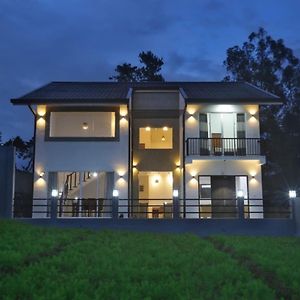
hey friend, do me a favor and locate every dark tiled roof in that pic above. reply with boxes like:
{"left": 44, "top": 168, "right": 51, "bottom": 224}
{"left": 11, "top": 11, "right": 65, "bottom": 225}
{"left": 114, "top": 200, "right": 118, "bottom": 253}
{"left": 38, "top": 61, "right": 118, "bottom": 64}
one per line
{"left": 11, "top": 81, "right": 281, "bottom": 105}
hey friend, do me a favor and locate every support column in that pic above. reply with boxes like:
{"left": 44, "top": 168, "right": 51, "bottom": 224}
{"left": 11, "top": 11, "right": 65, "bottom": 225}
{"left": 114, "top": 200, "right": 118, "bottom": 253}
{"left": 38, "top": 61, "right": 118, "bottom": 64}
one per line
{"left": 112, "top": 193, "right": 119, "bottom": 219}
{"left": 292, "top": 197, "right": 300, "bottom": 236}
{"left": 173, "top": 192, "right": 180, "bottom": 219}
{"left": 50, "top": 197, "right": 58, "bottom": 221}
{"left": 0, "top": 146, "right": 15, "bottom": 218}
{"left": 237, "top": 197, "right": 244, "bottom": 220}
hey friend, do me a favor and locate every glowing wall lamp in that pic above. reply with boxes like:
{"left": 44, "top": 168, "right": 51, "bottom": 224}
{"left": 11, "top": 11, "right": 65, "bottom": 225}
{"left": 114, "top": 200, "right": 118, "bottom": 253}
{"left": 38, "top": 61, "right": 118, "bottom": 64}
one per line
{"left": 39, "top": 171, "right": 45, "bottom": 178}
{"left": 37, "top": 105, "right": 46, "bottom": 117}
{"left": 173, "top": 189, "right": 179, "bottom": 197}
{"left": 112, "top": 189, "right": 119, "bottom": 197}
{"left": 289, "top": 190, "right": 297, "bottom": 199}
{"left": 51, "top": 189, "right": 58, "bottom": 197}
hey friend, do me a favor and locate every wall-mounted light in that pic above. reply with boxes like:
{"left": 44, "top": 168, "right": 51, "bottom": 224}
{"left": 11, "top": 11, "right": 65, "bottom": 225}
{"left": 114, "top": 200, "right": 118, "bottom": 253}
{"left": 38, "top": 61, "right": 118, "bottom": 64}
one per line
{"left": 58, "top": 191, "right": 63, "bottom": 197}
{"left": 92, "top": 172, "right": 98, "bottom": 178}
{"left": 36, "top": 117, "right": 46, "bottom": 128}
{"left": 289, "top": 190, "right": 297, "bottom": 199}
{"left": 51, "top": 189, "right": 58, "bottom": 197}
{"left": 120, "top": 106, "right": 128, "bottom": 117}
{"left": 112, "top": 189, "right": 119, "bottom": 197}
{"left": 161, "top": 136, "right": 166, "bottom": 142}
{"left": 39, "top": 171, "right": 45, "bottom": 178}
{"left": 164, "top": 201, "right": 168, "bottom": 205}
{"left": 145, "top": 127, "right": 151, "bottom": 132}
{"left": 37, "top": 105, "right": 46, "bottom": 117}
{"left": 82, "top": 122, "right": 89, "bottom": 130}
{"left": 155, "top": 179, "right": 159, "bottom": 184}
{"left": 251, "top": 175, "right": 255, "bottom": 179}
{"left": 163, "top": 126, "right": 168, "bottom": 131}
{"left": 173, "top": 190, "right": 179, "bottom": 197}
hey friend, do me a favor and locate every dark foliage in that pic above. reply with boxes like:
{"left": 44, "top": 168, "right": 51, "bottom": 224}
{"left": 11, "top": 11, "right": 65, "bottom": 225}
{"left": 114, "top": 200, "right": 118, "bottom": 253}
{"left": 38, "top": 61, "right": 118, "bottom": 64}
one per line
{"left": 110, "top": 51, "right": 164, "bottom": 82}
{"left": 224, "top": 27, "right": 300, "bottom": 198}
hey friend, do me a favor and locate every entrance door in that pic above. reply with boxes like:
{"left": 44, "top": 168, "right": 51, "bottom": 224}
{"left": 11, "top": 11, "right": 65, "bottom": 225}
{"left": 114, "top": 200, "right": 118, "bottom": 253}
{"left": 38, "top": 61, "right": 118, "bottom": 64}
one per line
{"left": 211, "top": 176, "right": 237, "bottom": 218}
{"left": 137, "top": 172, "right": 173, "bottom": 218}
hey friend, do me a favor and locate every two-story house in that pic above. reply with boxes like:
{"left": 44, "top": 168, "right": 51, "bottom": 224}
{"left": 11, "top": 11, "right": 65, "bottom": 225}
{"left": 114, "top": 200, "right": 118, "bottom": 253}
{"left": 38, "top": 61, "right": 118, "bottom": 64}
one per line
{"left": 11, "top": 81, "right": 280, "bottom": 219}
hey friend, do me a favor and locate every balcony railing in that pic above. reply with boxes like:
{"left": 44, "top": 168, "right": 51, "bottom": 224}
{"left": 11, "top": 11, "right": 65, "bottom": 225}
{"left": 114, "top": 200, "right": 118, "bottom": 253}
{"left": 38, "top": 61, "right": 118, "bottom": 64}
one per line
{"left": 186, "top": 138, "right": 261, "bottom": 156}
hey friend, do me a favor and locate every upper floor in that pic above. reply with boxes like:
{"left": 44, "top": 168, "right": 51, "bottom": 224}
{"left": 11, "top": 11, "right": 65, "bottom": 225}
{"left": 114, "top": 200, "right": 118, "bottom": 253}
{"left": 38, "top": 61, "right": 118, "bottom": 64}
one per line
{"left": 11, "top": 81, "right": 281, "bottom": 164}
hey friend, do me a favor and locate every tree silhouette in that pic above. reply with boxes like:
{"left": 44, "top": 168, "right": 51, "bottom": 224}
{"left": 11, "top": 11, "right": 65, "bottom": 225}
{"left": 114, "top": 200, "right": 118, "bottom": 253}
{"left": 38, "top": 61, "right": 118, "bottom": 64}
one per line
{"left": 110, "top": 51, "right": 164, "bottom": 82}
{"left": 224, "top": 27, "right": 300, "bottom": 197}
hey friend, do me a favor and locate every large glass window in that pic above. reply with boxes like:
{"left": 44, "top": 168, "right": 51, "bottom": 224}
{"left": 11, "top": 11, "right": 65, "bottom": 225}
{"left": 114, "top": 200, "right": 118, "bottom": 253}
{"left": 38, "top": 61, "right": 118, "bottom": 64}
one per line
{"left": 139, "top": 127, "right": 173, "bottom": 149}
{"left": 48, "top": 110, "right": 117, "bottom": 139}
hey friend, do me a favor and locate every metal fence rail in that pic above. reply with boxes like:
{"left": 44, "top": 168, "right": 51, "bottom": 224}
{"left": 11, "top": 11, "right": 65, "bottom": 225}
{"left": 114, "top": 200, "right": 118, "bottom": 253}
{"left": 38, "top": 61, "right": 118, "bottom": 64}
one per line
{"left": 119, "top": 199, "right": 173, "bottom": 219}
{"left": 13, "top": 198, "right": 292, "bottom": 220}
{"left": 13, "top": 198, "right": 113, "bottom": 218}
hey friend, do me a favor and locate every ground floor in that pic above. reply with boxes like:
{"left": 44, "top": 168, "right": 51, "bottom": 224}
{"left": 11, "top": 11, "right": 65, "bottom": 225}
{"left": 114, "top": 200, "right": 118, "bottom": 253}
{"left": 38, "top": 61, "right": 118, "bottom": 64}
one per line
{"left": 25, "top": 158, "right": 266, "bottom": 219}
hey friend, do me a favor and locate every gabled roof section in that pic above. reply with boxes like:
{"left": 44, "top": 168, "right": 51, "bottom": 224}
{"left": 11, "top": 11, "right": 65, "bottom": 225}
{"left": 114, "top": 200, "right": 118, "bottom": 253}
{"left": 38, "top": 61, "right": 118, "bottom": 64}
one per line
{"left": 11, "top": 81, "right": 281, "bottom": 105}
{"left": 11, "top": 82, "right": 131, "bottom": 105}
{"left": 180, "top": 82, "right": 281, "bottom": 103}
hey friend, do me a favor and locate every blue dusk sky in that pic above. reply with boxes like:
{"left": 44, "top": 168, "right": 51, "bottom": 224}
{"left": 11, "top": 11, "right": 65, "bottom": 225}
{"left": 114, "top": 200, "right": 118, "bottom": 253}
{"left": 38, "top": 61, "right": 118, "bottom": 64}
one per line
{"left": 1, "top": 0, "right": 300, "bottom": 140}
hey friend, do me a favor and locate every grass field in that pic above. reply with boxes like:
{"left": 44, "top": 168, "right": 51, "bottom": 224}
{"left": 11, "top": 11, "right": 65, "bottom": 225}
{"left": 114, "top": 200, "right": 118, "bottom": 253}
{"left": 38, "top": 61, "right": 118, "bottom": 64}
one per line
{"left": 0, "top": 220, "right": 299, "bottom": 299}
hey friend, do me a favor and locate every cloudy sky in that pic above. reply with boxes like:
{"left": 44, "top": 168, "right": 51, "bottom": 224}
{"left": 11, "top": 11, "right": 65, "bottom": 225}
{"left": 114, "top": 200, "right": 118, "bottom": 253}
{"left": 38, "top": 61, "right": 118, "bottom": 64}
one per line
{"left": 1, "top": 0, "right": 300, "bottom": 140}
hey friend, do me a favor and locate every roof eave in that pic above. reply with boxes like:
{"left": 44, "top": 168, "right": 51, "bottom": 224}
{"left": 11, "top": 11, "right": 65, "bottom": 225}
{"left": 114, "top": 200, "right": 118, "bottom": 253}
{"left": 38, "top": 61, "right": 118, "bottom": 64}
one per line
{"left": 185, "top": 98, "right": 282, "bottom": 105}
{"left": 11, "top": 98, "right": 130, "bottom": 105}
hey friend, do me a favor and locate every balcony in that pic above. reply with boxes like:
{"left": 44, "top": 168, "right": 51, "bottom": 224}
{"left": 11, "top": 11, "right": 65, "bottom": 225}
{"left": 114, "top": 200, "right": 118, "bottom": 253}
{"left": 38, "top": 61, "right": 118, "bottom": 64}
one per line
{"left": 186, "top": 138, "right": 261, "bottom": 156}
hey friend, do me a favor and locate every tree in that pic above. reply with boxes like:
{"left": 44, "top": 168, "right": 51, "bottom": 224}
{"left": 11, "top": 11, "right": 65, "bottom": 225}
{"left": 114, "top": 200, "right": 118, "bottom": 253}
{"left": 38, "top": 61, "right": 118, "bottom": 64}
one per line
{"left": 110, "top": 51, "right": 164, "bottom": 82}
{"left": 4, "top": 136, "right": 34, "bottom": 172}
{"left": 223, "top": 27, "right": 300, "bottom": 197}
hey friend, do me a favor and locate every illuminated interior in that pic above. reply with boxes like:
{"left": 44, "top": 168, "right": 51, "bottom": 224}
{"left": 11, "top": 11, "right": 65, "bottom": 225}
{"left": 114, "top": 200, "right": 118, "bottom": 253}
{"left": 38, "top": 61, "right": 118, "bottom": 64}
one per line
{"left": 139, "top": 127, "right": 173, "bottom": 149}
{"left": 49, "top": 111, "right": 116, "bottom": 138}
{"left": 137, "top": 171, "right": 173, "bottom": 218}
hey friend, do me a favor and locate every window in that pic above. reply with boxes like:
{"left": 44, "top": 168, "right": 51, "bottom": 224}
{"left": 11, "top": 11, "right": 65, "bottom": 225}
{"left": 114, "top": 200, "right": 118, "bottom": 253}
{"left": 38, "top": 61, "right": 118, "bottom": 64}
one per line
{"left": 139, "top": 127, "right": 173, "bottom": 149}
{"left": 46, "top": 108, "right": 119, "bottom": 140}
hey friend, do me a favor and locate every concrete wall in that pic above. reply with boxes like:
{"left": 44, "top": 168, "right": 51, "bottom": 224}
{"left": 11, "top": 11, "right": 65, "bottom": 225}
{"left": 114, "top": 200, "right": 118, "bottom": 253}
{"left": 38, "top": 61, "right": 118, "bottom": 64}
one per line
{"left": 184, "top": 104, "right": 264, "bottom": 218}
{"left": 0, "top": 145, "right": 15, "bottom": 218}
{"left": 33, "top": 104, "right": 129, "bottom": 200}
{"left": 131, "top": 91, "right": 182, "bottom": 199}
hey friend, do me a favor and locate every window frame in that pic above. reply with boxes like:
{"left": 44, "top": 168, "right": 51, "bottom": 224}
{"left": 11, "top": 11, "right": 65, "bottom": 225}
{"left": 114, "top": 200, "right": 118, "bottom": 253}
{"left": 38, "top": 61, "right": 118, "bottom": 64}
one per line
{"left": 45, "top": 106, "right": 120, "bottom": 141}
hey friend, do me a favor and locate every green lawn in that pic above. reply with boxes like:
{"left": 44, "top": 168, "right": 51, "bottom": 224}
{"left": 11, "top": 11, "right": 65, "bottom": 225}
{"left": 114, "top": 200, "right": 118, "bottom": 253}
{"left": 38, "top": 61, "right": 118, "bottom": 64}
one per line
{"left": 0, "top": 220, "right": 299, "bottom": 299}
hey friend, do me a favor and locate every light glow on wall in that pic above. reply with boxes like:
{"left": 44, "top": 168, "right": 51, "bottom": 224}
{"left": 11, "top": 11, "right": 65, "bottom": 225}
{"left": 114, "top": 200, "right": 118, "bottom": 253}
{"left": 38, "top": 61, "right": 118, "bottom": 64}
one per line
{"left": 37, "top": 105, "right": 46, "bottom": 117}
{"left": 120, "top": 105, "right": 128, "bottom": 117}
{"left": 216, "top": 105, "right": 234, "bottom": 113}
{"left": 37, "top": 117, "right": 46, "bottom": 128}
{"left": 186, "top": 105, "right": 197, "bottom": 115}
{"left": 36, "top": 177, "right": 46, "bottom": 187}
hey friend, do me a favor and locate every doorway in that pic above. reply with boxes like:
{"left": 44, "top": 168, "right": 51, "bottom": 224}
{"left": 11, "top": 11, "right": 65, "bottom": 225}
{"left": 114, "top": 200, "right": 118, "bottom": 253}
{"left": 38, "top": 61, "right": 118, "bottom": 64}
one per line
{"left": 199, "top": 175, "right": 248, "bottom": 218}
{"left": 137, "top": 171, "right": 173, "bottom": 218}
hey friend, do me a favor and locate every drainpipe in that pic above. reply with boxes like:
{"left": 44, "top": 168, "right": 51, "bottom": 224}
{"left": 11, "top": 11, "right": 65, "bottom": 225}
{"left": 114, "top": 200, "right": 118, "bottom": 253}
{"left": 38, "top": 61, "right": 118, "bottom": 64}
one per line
{"left": 28, "top": 105, "right": 37, "bottom": 214}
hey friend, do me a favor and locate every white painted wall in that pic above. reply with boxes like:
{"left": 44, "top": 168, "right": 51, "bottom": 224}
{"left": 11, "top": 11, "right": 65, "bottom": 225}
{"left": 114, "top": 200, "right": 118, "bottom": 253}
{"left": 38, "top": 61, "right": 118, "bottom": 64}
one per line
{"left": 185, "top": 159, "right": 263, "bottom": 218}
{"left": 33, "top": 104, "right": 129, "bottom": 205}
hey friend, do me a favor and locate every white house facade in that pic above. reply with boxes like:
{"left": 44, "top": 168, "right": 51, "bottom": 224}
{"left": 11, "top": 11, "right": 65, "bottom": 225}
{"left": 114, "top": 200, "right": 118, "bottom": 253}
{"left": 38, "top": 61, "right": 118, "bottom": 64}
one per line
{"left": 11, "top": 81, "right": 281, "bottom": 219}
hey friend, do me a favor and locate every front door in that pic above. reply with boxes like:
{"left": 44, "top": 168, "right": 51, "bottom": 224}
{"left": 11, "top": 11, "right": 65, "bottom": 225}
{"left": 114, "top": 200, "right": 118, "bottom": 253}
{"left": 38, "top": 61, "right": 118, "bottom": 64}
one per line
{"left": 211, "top": 176, "right": 237, "bottom": 218}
